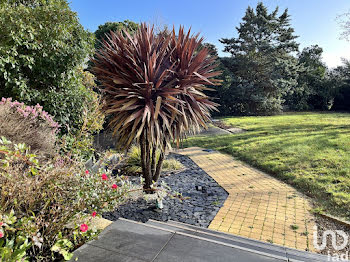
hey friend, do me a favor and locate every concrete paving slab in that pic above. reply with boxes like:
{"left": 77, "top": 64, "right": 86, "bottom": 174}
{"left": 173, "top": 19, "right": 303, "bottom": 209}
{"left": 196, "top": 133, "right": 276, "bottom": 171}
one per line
{"left": 82, "top": 219, "right": 174, "bottom": 261}
{"left": 147, "top": 219, "right": 287, "bottom": 259}
{"left": 153, "top": 234, "right": 285, "bottom": 262}
{"left": 71, "top": 243, "right": 147, "bottom": 262}
{"left": 70, "top": 218, "right": 330, "bottom": 262}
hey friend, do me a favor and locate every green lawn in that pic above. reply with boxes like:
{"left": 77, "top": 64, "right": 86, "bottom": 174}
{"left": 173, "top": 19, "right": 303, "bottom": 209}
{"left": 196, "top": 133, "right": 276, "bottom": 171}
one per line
{"left": 184, "top": 112, "right": 350, "bottom": 218}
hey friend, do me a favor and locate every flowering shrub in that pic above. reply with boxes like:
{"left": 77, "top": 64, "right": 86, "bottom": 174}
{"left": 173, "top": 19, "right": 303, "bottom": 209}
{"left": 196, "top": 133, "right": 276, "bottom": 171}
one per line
{"left": 0, "top": 137, "right": 141, "bottom": 261}
{"left": 0, "top": 98, "right": 59, "bottom": 156}
{"left": 0, "top": 97, "right": 60, "bottom": 131}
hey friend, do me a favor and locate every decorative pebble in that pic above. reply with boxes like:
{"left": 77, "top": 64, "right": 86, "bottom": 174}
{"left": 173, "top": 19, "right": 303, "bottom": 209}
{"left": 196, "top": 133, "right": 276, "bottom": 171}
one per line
{"left": 103, "top": 153, "right": 228, "bottom": 227}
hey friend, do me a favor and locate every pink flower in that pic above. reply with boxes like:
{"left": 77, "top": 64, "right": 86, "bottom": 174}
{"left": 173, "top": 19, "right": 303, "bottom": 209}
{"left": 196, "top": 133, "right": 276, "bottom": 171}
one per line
{"left": 80, "top": 224, "right": 88, "bottom": 232}
{"left": 0, "top": 222, "right": 3, "bottom": 227}
{"left": 101, "top": 174, "right": 108, "bottom": 180}
{"left": 92, "top": 211, "right": 97, "bottom": 217}
{"left": 112, "top": 184, "right": 118, "bottom": 189}
{"left": 0, "top": 231, "right": 3, "bottom": 238}
{"left": 85, "top": 170, "right": 89, "bottom": 175}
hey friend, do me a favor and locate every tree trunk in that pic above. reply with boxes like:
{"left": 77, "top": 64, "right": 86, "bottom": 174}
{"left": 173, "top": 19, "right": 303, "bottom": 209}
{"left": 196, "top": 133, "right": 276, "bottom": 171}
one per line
{"left": 150, "top": 144, "right": 157, "bottom": 177}
{"left": 140, "top": 131, "right": 152, "bottom": 191}
{"left": 152, "top": 139, "right": 166, "bottom": 183}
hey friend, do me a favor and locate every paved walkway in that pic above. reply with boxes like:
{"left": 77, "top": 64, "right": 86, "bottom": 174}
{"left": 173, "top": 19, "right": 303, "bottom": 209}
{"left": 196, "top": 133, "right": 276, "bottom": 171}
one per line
{"left": 178, "top": 147, "right": 316, "bottom": 251}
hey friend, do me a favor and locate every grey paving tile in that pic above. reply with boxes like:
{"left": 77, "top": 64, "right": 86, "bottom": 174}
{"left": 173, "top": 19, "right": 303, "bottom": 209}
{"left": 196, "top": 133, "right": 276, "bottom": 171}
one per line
{"left": 153, "top": 234, "right": 286, "bottom": 262}
{"left": 147, "top": 220, "right": 287, "bottom": 258}
{"left": 70, "top": 243, "right": 147, "bottom": 262}
{"left": 87, "top": 219, "right": 174, "bottom": 261}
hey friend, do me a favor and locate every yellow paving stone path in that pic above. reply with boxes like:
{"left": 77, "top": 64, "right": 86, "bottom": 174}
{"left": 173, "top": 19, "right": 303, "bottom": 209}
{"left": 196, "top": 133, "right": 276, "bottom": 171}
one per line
{"left": 178, "top": 147, "right": 316, "bottom": 251}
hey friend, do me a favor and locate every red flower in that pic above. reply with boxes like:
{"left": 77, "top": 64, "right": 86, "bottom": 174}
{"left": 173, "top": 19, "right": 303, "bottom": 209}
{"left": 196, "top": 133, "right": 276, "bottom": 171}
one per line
{"left": 80, "top": 224, "right": 88, "bottom": 232}
{"left": 92, "top": 211, "right": 97, "bottom": 217}
{"left": 0, "top": 222, "right": 3, "bottom": 227}
{"left": 0, "top": 231, "right": 4, "bottom": 238}
{"left": 101, "top": 173, "right": 108, "bottom": 180}
{"left": 85, "top": 170, "right": 89, "bottom": 175}
{"left": 112, "top": 184, "right": 118, "bottom": 189}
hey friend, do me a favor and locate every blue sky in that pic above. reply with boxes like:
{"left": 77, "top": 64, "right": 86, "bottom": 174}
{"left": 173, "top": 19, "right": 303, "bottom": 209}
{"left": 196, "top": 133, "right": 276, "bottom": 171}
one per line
{"left": 70, "top": 0, "right": 350, "bottom": 68}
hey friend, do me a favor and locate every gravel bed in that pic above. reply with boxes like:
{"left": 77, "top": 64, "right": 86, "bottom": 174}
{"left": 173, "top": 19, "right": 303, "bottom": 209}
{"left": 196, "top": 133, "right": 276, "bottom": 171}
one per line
{"left": 315, "top": 215, "right": 350, "bottom": 257}
{"left": 103, "top": 153, "right": 228, "bottom": 227}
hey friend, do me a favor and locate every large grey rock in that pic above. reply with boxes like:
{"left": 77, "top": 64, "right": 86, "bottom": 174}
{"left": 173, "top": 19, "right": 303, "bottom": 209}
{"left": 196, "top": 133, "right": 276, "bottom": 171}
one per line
{"left": 107, "top": 153, "right": 121, "bottom": 166}
{"left": 84, "top": 157, "right": 94, "bottom": 170}
{"left": 91, "top": 159, "right": 106, "bottom": 174}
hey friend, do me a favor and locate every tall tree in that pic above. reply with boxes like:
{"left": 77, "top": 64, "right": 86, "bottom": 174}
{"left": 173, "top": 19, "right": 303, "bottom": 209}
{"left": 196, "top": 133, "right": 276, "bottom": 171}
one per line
{"left": 332, "top": 59, "right": 350, "bottom": 111}
{"left": 94, "top": 20, "right": 139, "bottom": 49}
{"left": 219, "top": 2, "right": 299, "bottom": 115}
{"left": 286, "top": 45, "right": 328, "bottom": 110}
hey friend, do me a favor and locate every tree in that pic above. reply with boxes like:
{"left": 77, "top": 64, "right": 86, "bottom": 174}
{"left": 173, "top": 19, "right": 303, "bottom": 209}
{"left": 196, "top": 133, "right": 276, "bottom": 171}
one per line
{"left": 92, "top": 24, "right": 220, "bottom": 190}
{"left": 200, "top": 43, "right": 218, "bottom": 56}
{"left": 332, "top": 59, "right": 350, "bottom": 111}
{"left": 0, "top": 0, "right": 95, "bottom": 132}
{"left": 338, "top": 11, "right": 350, "bottom": 41}
{"left": 219, "top": 2, "right": 299, "bottom": 115}
{"left": 285, "top": 45, "right": 328, "bottom": 110}
{"left": 94, "top": 20, "right": 139, "bottom": 49}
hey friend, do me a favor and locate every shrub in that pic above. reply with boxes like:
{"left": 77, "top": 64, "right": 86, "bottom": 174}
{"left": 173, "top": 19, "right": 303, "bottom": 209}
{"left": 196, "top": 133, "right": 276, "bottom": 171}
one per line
{"left": 0, "top": 98, "right": 59, "bottom": 156}
{"left": 0, "top": 138, "right": 140, "bottom": 260}
{"left": 92, "top": 24, "right": 220, "bottom": 189}
{"left": 0, "top": 0, "right": 95, "bottom": 132}
{"left": 60, "top": 70, "right": 105, "bottom": 160}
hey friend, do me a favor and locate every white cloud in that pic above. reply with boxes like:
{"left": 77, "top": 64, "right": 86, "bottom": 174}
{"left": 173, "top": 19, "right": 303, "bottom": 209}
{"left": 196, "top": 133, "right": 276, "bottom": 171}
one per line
{"left": 322, "top": 51, "right": 350, "bottom": 68}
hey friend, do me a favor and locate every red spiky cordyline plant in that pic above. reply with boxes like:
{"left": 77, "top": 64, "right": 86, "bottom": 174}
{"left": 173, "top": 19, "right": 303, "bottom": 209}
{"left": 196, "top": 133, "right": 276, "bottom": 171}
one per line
{"left": 92, "top": 23, "right": 221, "bottom": 190}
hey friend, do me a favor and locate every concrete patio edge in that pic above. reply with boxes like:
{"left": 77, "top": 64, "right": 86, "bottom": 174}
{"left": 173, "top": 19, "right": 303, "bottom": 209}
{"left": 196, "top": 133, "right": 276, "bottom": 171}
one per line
{"left": 70, "top": 218, "right": 334, "bottom": 262}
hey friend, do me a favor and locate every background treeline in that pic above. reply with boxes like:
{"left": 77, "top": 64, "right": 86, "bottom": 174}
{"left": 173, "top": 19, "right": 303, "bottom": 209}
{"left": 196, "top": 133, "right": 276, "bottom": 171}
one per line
{"left": 211, "top": 3, "right": 350, "bottom": 116}
{"left": 2, "top": 0, "right": 350, "bottom": 136}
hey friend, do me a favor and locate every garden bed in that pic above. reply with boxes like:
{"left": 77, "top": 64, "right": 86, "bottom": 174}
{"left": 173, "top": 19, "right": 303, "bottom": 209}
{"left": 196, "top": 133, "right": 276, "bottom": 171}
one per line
{"left": 103, "top": 153, "right": 228, "bottom": 227}
{"left": 315, "top": 214, "right": 350, "bottom": 256}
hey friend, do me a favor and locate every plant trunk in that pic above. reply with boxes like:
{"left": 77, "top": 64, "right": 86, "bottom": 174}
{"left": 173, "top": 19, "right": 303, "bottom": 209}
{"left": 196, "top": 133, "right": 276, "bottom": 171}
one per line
{"left": 152, "top": 139, "right": 166, "bottom": 183}
{"left": 140, "top": 131, "right": 152, "bottom": 191}
{"left": 150, "top": 144, "right": 157, "bottom": 177}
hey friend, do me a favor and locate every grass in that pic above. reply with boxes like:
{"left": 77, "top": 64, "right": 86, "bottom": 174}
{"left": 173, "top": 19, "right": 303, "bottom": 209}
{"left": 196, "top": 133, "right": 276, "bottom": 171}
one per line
{"left": 290, "top": 224, "right": 299, "bottom": 231}
{"left": 183, "top": 112, "right": 350, "bottom": 218}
